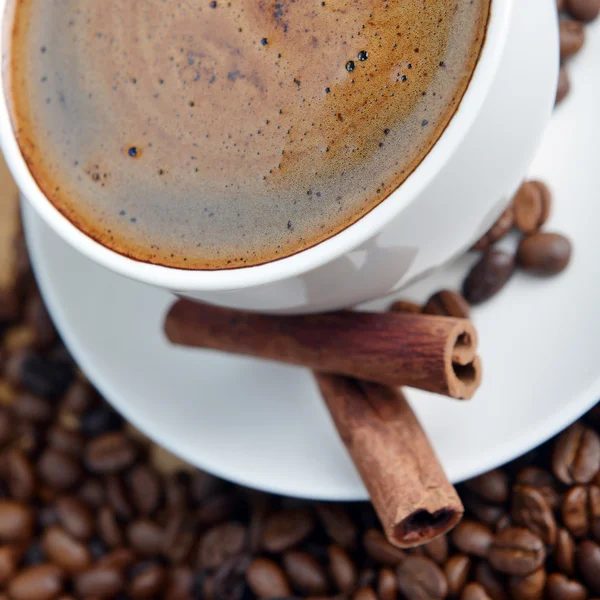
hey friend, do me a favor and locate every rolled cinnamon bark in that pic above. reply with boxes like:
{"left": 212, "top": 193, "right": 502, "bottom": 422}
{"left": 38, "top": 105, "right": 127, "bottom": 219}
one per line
{"left": 315, "top": 373, "right": 463, "bottom": 548}
{"left": 164, "top": 299, "right": 481, "bottom": 399}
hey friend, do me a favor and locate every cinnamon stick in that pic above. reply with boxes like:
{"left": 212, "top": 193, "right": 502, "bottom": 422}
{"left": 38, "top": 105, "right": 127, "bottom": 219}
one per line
{"left": 315, "top": 373, "right": 463, "bottom": 548}
{"left": 164, "top": 299, "right": 481, "bottom": 399}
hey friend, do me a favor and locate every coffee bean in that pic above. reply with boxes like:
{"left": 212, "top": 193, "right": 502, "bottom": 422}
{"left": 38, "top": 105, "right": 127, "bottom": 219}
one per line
{"left": 556, "top": 67, "right": 571, "bottom": 105}
{"left": 46, "top": 425, "right": 84, "bottom": 457}
{"left": 462, "top": 250, "right": 515, "bottom": 305}
{"left": 507, "top": 568, "right": 546, "bottom": 600}
{"left": 128, "top": 464, "right": 161, "bottom": 516}
{"left": 316, "top": 503, "right": 357, "bottom": 549}
{"left": 127, "top": 519, "right": 165, "bottom": 557}
{"left": 6, "top": 448, "right": 35, "bottom": 501}
{"left": 96, "top": 547, "right": 135, "bottom": 571}
{"left": 208, "top": 555, "right": 250, "bottom": 600}
{"left": 546, "top": 573, "right": 587, "bottom": 600}
{"left": 164, "top": 472, "right": 190, "bottom": 513}
{"left": 74, "top": 566, "right": 124, "bottom": 598}
{"left": 423, "top": 291, "right": 470, "bottom": 319}
{"left": 354, "top": 586, "right": 377, "bottom": 600}
{"left": 0, "top": 545, "right": 19, "bottom": 585}
{"left": 61, "top": 380, "right": 96, "bottom": 414}
{"left": 15, "top": 355, "right": 74, "bottom": 399}
{"left": 377, "top": 567, "right": 397, "bottom": 600}
{"left": 451, "top": 521, "right": 493, "bottom": 558}
{"left": 246, "top": 557, "right": 292, "bottom": 598}
{"left": 396, "top": 556, "right": 447, "bottom": 600}
{"left": 105, "top": 474, "right": 134, "bottom": 519}
{"left": 163, "top": 511, "right": 196, "bottom": 564}
{"left": 87, "top": 536, "right": 108, "bottom": 560}
{"left": 80, "top": 405, "right": 123, "bottom": 437}
{"left": 473, "top": 562, "right": 508, "bottom": 600}
{"left": 560, "top": 19, "right": 586, "bottom": 60}
{"left": 465, "top": 470, "right": 509, "bottom": 505}
{"left": 553, "top": 423, "right": 600, "bottom": 484}
{"left": 329, "top": 544, "right": 357, "bottom": 593}
{"left": 562, "top": 486, "right": 589, "bottom": 537}
{"left": 197, "top": 522, "right": 246, "bottom": 570}
{"left": 189, "top": 469, "right": 222, "bottom": 504}
{"left": 567, "top": 0, "right": 600, "bottom": 21}
{"left": 462, "top": 495, "right": 506, "bottom": 528}
{"left": 558, "top": 0, "right": 567, "bottom": 11}
{"left": 165, "top": 565, "right": 194, "bottom": 600}
{"left": 55, "top": 496, "right": 94, "bottom": 541}
{"left": 0, "top": 499, "right": 34, "bottom": 542}
{"left": 195, "top": 492, "right": 237, "bottom": 526}
{"left": 515, "top": 467, "right": 560, "bottom": 511}
{"left": 555, "top": 528, "right": 576, "bottom": 575}
{"left": 362, "top": 528, "right": 406, "bottom": 565}
{"left": 14, "top": 392, "right": 53, "bottom": 423}
{"left": 511, "top": 486, "right": 557, "bottom": 545}
{"left": 423, "top": 534, "right": 448, "bottom": 565}
{"left": 472, "top": 204, "right": 515, "bottom": 251}
{"left": 8, "top": 563, "right": 64, "bottom": 600}
{"left": 283, "top": 550, "right": 328, "bottom": 595}
{"left": 0, "top": 407, "right": 16, "bottom": 446}
{"left": 97, "top": 506, "right": 123, "bottom": 548}
{"left": 461, "top": 582, "right": 493, "bottom": 600}
{"left": 389, "top": 300, "right": 422, "bottom": 314}
{"left": 128, "top": 563, "right": 167, "bottom": 599}
{"left": 444, "top": 554, "right": 470, "bottom": 597}
{"left": 513, "top": 182, "right": 552, "bottom": 235}
{"left": 42, "top": 525, "right": 91, "bottom": 572}
{"left": 37, "top": 448, "right": 81, "bottom": 490}
{"left": 77, "top": 477, "right": 106, "bottom": 508}
{"left": 578, "top": 539, "right": 600, "bottom": 594}
{"left": 517, "top": 232, "right": 572, "bottom": 276}
{"left": 84, "top": 432, "right": 138, "bottom": 473}
{"left": 262, "top": 508, "right": 315, "bottom": 552}
{"left": 488, "top": 527, "right": 545, "bottom": 576}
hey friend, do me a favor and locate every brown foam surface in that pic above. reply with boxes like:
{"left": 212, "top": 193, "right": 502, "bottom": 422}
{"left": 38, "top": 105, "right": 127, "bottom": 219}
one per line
{"left": 5, "top": 0, "right": 489, "bottom": 269}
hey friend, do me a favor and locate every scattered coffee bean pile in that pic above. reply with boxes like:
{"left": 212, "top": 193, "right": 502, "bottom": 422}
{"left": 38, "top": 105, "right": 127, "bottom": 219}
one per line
{"left": 556, "top": 0, "right": 599, "bottom": 104}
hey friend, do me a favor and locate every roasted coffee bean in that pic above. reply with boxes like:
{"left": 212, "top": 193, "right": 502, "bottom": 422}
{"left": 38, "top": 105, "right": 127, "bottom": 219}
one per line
{"left": 197, "top": 522, "right": 247, "bottom": 570}
{"left": 465, "top": 469, "right": 509, "bottom": 505}
{"left": 578, "top": 539, "right": 600, "bottom": 594}
{"left": 96, "top": 547, "right": 135, "bottom": 571}
{"left": 362, "top": 528, "right": 406, "bottom": 565}
{"left": 451, "top": 521, "right": 493, "bottom": 558}
{"left": 283, "top": 550, "right": 328, "bottom": 595}
{"left": 105, "top": 474, "right": 134, "bottom": 519}
{"left": 8, "top": 563, "right": 64, "bottom": 600}
{"left": 462, "top": 495, "right": 506, "bottom": 528}
{"left": 262, "top": 508, "right": 315, "bottom": 552}
{"left": 353, "top": 586, "right": 378, "bottom": 600}
{"left": 37, "top": 448, "right": 81, "bottom": 490}
{"left": 555, "top": 528, "right": 576, "bottom": 575}
{"left": 195, "top": 492, "right": 237, "bottom": 526}
{"left": 515, "top": 467, "right": 560, "bottom": 511}
{"left": 553, "top": 423, "right": 600, "bottom": 484}
{"left": 472, "top": 205, "right": 515, "bottom": 251}
{"left": 164, "top": 471, "right": 190, "bottom": 512}
{"left": 358, "top": 568, "right": 376, "bottom": 590}
{"left": 517, "top": 232, "right": 572, "bottom": 276}
{"left": 127, "top": 519, "right": 165, "bottom": 557}
{"left": 423, "top": 534, "right": 448, "bottom": 565}
{"left": 189, "top": 469, "right": 222, "bottom": 503}
{"left": 80, "top": 405, "right": 123, "bottom": 437}
{"left": 461, "top": 582, "right": 493, "bottom": 600}
{"left": 84, "top": 432, "right": 138, "bottom": 473}
{"left": 546, "top": 573, "right": 587, "bottom": 600}
{"left": 127, "top": 464, "right": 161, "bottom": 516}
{"left": 77, "top": 477, "right": 105, "bottom": 508}
{"left": 463, "top": 250, "right": 515, "bottom": 305}
{"left": 46, "top": 425, "right": 84, "bottom": 457}
{"left": 128, "top": 563, "right": 167, "bottom": 599}
{"left": 317, "top": 503, "right": 357, "bottom": 549}
{"left": 74, "top": 566, "right": 124, "bottom": 598}
{"left": 511, "top": 486, "right": 557, "bottom": 545}
{"left": 14, "top": 355, "right": 74, "bottom": 399}
{"left": 473, "top": 562, "right": 508, "bottom": 600}
{"left": 87, "top": 536, "right": 109, "bottom": 560}
{"left": 163, "top": 511, "right": 196, "bottom": 564}
{"left": 389, "top": 300, "right": 422, "bottom": 314}
{"left": 444, "top": 554, "right": 470, "bottom": 597}
{"left": 512, "top": 182, "right": 551, "bottom": 235}
{"left": 423, "top": 291, "right": 470, "bottom": 319}
{"left": 6, "top": 448, "right": 35, "bottom": 500}
{"left": 328, "top": 544, "right": 357, "bottom": 593}
{"left": 488, "top": 527, "right": 545, "bottom": 576}
{"left": 165, "top": 565, "right": 194, "bottom": 600}
{"left": 556, "top": 67, "right": 571, "bottom": 105}
{"left": 55, "top": 496, "right": 94, "bottom": 541}
{"left": 14, "top": 392, "right": 52, "bottom": 423}
{"left": 0, "top": 407, "right": 15, "bottom": 446}
{"left": 0, "top": 499, "right": 34, "bottom": 542}
{"left": 61, "top": 380, "right": 96, "bottom": 414}
{"left": 507, "top": 568, "right": 546, "bottom": 600}
{"left": 42, "top": 525, "right": 91, "bottom": 572}
{"left": 24, "top": 292, "right": 56, "bottom": 350}
{"left": 377, "top": 567, "right": 397, "bottom": 600}
{"left": 210, "top": 554, "right": 251, "bottom": 600}
{"left": 0, "top": 545, "right": 19, "bottom": 585}
{"left": 567, "top": 0, "right": 600, "bottom": 21}
{"left": 246, "top": 557, "right": 292, "bottom": 598}
{"left": 558, "top": 0, "right": 567, "bottom": 11}
{"left": 396, "top": 556, "right": 447, "bottom": 600}
{"left": 562, "top": 486, "right": 589, "bottom": 537}
{"left": 560, "top": 18, "right": 586, "bottom": 60}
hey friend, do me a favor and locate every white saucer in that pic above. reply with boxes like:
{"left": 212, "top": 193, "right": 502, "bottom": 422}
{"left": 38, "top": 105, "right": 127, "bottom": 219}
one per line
{"left": 23, "top": 18, "right": 600, "bottom": 501}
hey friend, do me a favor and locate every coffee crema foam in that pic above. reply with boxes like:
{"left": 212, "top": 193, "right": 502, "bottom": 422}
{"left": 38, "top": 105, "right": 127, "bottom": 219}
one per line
{"left": 5, "top": 0, "right": 490, "bottom": 270}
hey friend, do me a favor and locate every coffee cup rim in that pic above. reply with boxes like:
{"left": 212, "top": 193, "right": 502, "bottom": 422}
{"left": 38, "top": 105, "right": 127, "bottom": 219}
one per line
{"left": 0, "top": 0, "right": 512, "bottom": 292}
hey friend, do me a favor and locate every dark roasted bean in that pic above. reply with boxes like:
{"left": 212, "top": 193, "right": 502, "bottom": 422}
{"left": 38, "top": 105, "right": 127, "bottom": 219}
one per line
{"left": 567, "top": 0, "right": 600, "bottom": 20}
{"left": 55, "top": 496, "right": 94, "bottom": 541}
{"left": 105, "top": 474, "right": 134, "bottom": 519}
{"left": 396, "top": 556, "right": 447, "bottom": 600}
{"left": 423, "top": 290, "right": 470, "bottom": 319}
{"left": 488, "top": 528, "right": 545, "bottom": 576}
{"left": 164, "top": 471, "right": 190, "bottom": 512}
{"left": 61, "top": 380, "right": 96, "bottom": 414}
{"left": 127, "top": 519, "right": 165, "bottom": 557}
{"left": 423, "top": 534, "right": 448, "bottom": 565}
{"left": 8, "top": 563, "right": 64, "bottom": 600}
{"left": 37, "top": 448, "right": 81, "bottom": 490}
{"left": 506, "top": 568, "right": 546, "bottom": 600}
{"left": 377, "top": 567, "right": 397, "bottom": 600}
{"left": 96, "top": 547, "right": 135, "bottom": 571}
{"left": 511, "top": 486, "right": 556, "bottom": 545}
{"left": 515, "top": 467, "right": 560, "bottom": 511}
{"left": 354, "top": 586, "right": 377, "bottom": 600}
{"left": 553, "top": 423, "right": 600, "bottom": 484}
{"left": 14, "top": 392, "right": 52, "bottom": 423}
{"left": 562, "top": 486, "right": 589, "bottom": 537}
{"left": 462, "top": 495, "right": 506, "bottom": 528}
{"left": 463, "top": 250, "right": 515, "bottom": 304}
{"left": 6, "top": 448, "right": 35, "bottom": 501}
{"left": 283, "top": 550, "right": 328, "bottom": 595}
{"left": 555, "top": 528, "right": 576, "bottom": 575}
{"left": 80, "top": 405, "right": 123, "bottom": 437}
{"left": 128, "top": 464, "right": 161, "bottom": 516}
{"left": 42, "top": 525, "right": 91, "bottom": 572}
{"left": 195, "top": 492, "right": 236, "bottom": 526}
{"left": 0, "top": 545, "right": 19, "bottom": 585}
{"left": 578, "top": 539, "right": 600, "bottom": 594}
{"left": 128, "top": 563, "right": 167, "bottom": 599}
{"left": 362, "top": 528, "right": 406, "bottom": 565}
{"left": 512, "top": 182, "right": 551, "bottom": 235}
{"left": 197, "top": 522, "right": 246, "bottom": 570}
{"left": 517, "top": 232, "right": 572, "bottom": 276}
{"left": 452, "top": 521, "right": 493, "bottom": 558}
{"left": 0, "top": 499, "right": 34, "bottom": 542}
{"left": 77, "top": 477, "right": 105, "bottom": 508}
{"left": 445, "top": 554, "right": 470, "bottom": 597}
{"left": 546, "top": 573, "right": 587, "bottom": 600}
{"left": 462, "top": 582, "right": 493, "bottom": 600}
{"left": 246, "top": 557, "right": 292, "bottom": 598}
{"left": 317, "top": 503, "right": 357, "bottom": 549}
{"left": 262, "top": 508, "right": 315, "bottom": 552}
{"left": 473, "top": 562, "right": 508, "bottom": 600}
{"left": 74, "top": 566, "right": 124, "bottom": 598}
{"left": 46, "top": 425, "right": 84, "bottom": 457}
{"left": 465, "top": 470, "right": 509, "bottom": 504}
{"left": 328, "top": 544, "right": 357, "bottom": 593}
{"left": 165, "top": 565, "right": 194, "bottom": 600}
{"left": 163, "top": 511, "right": 196, "bottom": 564}
{"left": 14, "top": 355, "right": 74, "bottom": 399}
{"left": 97, "top": 506, "right": 123, "bottom": 548}
{"left": 560, "top": 19, "right": 585, "bottom": 60}
{"left": 84, "top": 432, "right": 138, "bottom": 473}
{"left": 189, "top": 469, "right": 222, "bottom": 503}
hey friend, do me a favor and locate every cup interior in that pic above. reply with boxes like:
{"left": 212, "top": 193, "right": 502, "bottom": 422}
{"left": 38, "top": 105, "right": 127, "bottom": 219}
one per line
{"left": 0, "top": 0, "right": 512, "bottom": 292}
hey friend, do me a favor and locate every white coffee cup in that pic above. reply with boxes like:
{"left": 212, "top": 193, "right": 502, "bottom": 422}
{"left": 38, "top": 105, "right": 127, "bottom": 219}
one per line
{"left": 0, "top": 0, "right": 558, "bottom": 314}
